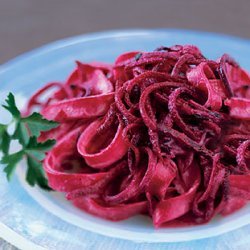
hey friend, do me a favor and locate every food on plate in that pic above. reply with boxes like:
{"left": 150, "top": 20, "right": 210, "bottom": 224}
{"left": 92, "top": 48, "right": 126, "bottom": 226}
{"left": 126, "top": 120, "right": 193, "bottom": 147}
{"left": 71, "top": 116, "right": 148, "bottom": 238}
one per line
{"left": 1, "top": 45, "right": 250, "bottom": 227}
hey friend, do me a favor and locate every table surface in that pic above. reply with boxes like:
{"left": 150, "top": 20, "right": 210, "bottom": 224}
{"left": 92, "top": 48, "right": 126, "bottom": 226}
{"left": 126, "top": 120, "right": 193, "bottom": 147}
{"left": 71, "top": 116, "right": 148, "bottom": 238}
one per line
{"left": 1, "top": 0, "right": 250, "bottom": 65}
{"left": 1, "top": 0, "right": 250, "bottom": 249}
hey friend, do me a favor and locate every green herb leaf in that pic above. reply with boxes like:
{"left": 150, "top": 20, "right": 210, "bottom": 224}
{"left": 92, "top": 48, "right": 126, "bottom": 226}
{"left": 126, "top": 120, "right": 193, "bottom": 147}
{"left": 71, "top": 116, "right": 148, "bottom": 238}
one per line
{"left": 0, "top": 124, "right": 8, "bottom": 152}
{"left": 2, "top": 93, "right": 20, "bottom": 119}
{"left": 135, "top": 53, "right": 142, "bottom": 61}
{"left": 13, "top": 121, "right": 29, "bottom": 146}
{"left": 26, "top": 155, "right": 52, "bottom": 190}
{"left": 25, "top": 136, "right": 56, "bottom": 161}
{"left": 0, "top": 93, "right": 56, "bottom": 191}
{"left": 2, "top": 131, "right": 11, "bottom": 155}
{"left": 26, "top": 136, "right": 56, "bottom": 151}
{"left": 0, "top": 124, "right": 6, "bottom": 135}
{"left": 21, "top": 112, "right": 58, "bottom": 137}
{"left": 1, "top": 151, "right": 24, "bottom": 180}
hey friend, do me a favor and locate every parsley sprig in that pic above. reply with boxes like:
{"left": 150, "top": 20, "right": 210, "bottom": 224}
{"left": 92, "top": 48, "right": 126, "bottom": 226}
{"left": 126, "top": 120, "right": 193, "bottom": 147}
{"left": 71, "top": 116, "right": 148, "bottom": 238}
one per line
{"left": 0, "top": 93, "right": 58, "bottom": 190}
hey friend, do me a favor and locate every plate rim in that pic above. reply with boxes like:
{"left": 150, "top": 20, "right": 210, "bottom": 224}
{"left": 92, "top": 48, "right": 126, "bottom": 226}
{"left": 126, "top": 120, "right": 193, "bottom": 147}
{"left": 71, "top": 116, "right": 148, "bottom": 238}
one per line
{"left": 16, "top": 166, "right": 250, "bottom": 243}
{"left": 0, "top": 222, "right": 46, "bottom": 250}
{"left": 1, "top": 28, "right": 250, "bottom": 245}
{"left": 1, "top": 28, "right": 250, "bottom": 72}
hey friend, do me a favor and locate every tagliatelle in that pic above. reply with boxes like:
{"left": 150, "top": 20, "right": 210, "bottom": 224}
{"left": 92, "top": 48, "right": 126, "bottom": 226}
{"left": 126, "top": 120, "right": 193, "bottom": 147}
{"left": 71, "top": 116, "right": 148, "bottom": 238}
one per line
{"left": 77, "top": 119, "right": 128, "bottom": 168}
{"left": 26, "top": 45, "right": 250, "bottom": 228}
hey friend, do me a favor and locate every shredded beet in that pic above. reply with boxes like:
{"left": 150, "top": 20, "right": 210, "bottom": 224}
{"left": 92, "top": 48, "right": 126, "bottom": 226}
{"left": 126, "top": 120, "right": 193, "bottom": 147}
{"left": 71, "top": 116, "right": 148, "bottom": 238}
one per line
{"left": 26, "top": 45, "right": 250, "bottom": 228}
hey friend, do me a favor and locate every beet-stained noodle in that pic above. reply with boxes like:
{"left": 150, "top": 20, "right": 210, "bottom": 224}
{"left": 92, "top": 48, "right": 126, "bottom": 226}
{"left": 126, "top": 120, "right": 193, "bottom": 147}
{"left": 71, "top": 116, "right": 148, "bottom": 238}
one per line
{"left": 26, "top": 45, "right": 250, "bottom": 227}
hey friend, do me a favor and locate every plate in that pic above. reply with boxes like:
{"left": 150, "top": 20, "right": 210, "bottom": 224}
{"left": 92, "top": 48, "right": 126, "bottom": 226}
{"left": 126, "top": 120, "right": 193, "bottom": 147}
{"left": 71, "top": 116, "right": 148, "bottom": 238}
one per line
{"left": 1, "top": 29, "right": 250, "bottom": 249}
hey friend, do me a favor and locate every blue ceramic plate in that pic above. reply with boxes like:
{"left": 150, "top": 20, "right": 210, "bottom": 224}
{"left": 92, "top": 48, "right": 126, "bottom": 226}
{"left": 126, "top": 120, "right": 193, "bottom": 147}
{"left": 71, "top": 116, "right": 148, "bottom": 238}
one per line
{"left": 0, "top": 29, "right": 250, "bottom": 250}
